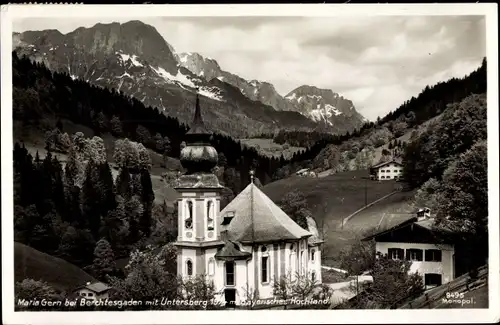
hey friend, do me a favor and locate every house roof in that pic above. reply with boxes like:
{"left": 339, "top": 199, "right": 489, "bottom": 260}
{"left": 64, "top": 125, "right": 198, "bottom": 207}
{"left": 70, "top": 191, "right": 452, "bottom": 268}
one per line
{"left": 372, "top": 158, "right": 403, "bottom": 169}
{"left": 74, "top": 281, "right": 111, "bottom": 294}
{"left": 361, "top": 217, "right": 455, "bottom": 242}
{"left": 220, "top": 182, "right": 312, "bottom": 244}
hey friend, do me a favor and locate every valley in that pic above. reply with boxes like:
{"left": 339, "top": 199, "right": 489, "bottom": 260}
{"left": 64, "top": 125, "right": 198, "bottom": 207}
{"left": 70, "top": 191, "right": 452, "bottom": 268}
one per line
{"left": 9, "top": 16, "right": 489, "bottom": 312}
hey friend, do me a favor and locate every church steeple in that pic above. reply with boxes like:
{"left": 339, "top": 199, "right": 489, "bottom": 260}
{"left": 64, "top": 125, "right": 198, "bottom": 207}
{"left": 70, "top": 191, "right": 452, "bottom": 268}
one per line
{"left": 185, "top": 94, "right": 210, "bottom": 143}
{"left": 178, "top": 93, "right": 219, "bottom": 176}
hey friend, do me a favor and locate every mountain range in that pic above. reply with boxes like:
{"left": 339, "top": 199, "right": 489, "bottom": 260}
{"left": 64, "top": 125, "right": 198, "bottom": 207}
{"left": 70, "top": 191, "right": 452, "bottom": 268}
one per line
{"left": 12, "top": 20, "right": 366, "bottom": 138}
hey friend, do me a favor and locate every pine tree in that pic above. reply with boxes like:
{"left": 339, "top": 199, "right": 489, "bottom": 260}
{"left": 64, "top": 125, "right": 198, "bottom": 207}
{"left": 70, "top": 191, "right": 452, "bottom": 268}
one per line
{"left": 115, "top": 167, "right": 132, "bottom": 200}
{"left": 140, "top": 169, "right": 154, "bottom": 237}
{"left": 64, "top": 147, "right": 79, "bottom": 187}
{"left": 82, "top": 160, "right": 101, "bottom": 238}
{"left": 51, "top": 156, "right": 65, "bottom": 215}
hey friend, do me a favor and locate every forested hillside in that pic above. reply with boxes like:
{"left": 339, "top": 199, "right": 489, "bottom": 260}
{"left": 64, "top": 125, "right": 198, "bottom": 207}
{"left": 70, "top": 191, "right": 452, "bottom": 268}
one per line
{"left": 274, "top": 58, "right": 487, "bottom": 177}
{"left": 404, "top": 92, "right": 488, "bottom": 274}
{"left": 13, "top": 51, "right": 300, "bottom": 192}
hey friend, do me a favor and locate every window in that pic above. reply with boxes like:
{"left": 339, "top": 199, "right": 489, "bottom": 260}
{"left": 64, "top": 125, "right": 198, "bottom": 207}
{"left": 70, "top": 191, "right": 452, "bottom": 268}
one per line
{"left": 225, "top": 261, "right": 235, "bottom": 286}
{"left": 185, "top": 201, "right": 193, "bottom": 229}
{"left": 208, "top": 258, "right": 215, "bottom": 276}
{"left": 81, "top": 292, "right": 86, "bottom": 297}
{"left": 311, "top": 271, "right": 316, "bottom": 282}
{"left": 206, "top": 200, "right": 214, "bottom": 231}
{"left": 424, "top": 273, "right": 442, "bottom": 287}
{"left": 381, "top": 176, "right": 385, "bottom": 179}
{"left": 393, "top": 170, "right": 398, "bottom": 173}
{"left": 406, "top": 249, "right": 423, "bottom": 261}
{"left": 186, "top": 260, "right": 193, "bottom": 276}
{"left": 261, "top": 256, "right": 269, "bottom": 283}
{"left": 88, "top": 293, "right": 94, "bottom": 297}
{"left": 311, "top": 249, "right": 316, "bottom": 262}
{"left": 388, "top": 248, "right": 404, "bottom": 260}
{"left": 300, "top": 251, "right": 305, "bottom": 274}
{"left": 425, "top": 249, "right": 442, "bottom": 262}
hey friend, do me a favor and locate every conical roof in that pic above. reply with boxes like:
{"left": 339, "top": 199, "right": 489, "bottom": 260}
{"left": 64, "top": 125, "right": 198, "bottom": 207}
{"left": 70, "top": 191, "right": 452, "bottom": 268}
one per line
{"left": 186, "top": 93, "right": 210, "bottom": 138}
{"left": 220, "top": 182, "right": 312, "bottom": 243}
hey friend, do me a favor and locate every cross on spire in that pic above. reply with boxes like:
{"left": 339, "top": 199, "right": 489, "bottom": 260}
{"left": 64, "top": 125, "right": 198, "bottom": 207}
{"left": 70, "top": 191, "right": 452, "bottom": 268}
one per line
{"left": 250, "top": 170, "right": 255, "bottom": 183}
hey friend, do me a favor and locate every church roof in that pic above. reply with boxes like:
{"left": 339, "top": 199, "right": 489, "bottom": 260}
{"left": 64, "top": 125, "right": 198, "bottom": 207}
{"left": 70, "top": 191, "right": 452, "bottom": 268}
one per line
{"left": 220, "top": 182, "right": 312, "bottom": 243}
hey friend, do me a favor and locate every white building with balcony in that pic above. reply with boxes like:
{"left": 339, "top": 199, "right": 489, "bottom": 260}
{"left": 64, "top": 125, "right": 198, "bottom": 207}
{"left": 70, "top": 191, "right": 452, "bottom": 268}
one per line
{"left": 371, "top": 159, "right": 404, "bottom": 180}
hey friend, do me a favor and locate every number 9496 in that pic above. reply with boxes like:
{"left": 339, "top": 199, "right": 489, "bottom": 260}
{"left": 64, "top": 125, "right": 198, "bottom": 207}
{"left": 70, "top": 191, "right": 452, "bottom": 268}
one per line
{"left": 446, "top": 292, "right": 465, "bottom": 299}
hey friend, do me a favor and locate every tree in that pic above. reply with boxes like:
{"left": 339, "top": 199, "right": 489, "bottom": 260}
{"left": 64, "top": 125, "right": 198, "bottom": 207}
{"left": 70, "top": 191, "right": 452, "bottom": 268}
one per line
{"left": 15, "top": 279, "right": 62, "bottom": 311}
{"left": 107, "top": 246, "right": 178, "bottom": 310}
{"left": 434, "top": 140, "right": 488, "bottom": 273}
{"left": 126, "top": 196, "right": 144, "bottom": 243}
{"left": 57, "top": 226, "right": 95, "bottom": 267}
{"left": 361, "top": 254, "right": 424, "bottom": 308}
{"left": 115, "top": 167, "right": 132, "bottom": 200}
{"left": 82, "top": 161, "right": 101, "bottom": 238}
{"left": 110, "top": 115, "right": 123, "bottom": 136}
{"left": 278, "top": 190, "right": 310, "bottom": 230}
{"left": 178, "top": 275, "right": 223, "bottom": 310}
{"left": 135, "top": 125, "right": 152, "bottom": 146}
{"left": 139, "top": 169, "right": 155, "bottom": 237}
{"left": 91, "top": 238, "right": 117, "bottom": 281}
{"left": 338, "top": 239, "right": 376, "bottom": 276}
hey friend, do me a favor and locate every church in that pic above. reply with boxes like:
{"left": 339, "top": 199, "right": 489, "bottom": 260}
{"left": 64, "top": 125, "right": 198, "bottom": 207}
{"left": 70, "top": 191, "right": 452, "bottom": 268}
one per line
{"left": 173, "top": 94, "right": 323, "bottom": 306}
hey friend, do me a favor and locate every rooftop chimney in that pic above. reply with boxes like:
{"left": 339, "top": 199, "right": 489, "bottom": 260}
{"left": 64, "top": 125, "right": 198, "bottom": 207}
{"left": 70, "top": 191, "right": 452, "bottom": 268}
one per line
{"left": 417, "top": 207, "right": 431, "bottom": 220}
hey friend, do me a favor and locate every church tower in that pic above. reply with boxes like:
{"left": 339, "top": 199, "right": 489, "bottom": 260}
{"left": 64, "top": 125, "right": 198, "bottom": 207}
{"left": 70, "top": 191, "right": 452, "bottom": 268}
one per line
{"left": 173, "top": 94, "right": 225, "bottom": 280}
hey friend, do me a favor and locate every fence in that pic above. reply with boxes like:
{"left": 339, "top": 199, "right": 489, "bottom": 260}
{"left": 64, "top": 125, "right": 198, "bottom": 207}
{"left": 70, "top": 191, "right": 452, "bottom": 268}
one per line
{"left": 397, "top": 265, "right": 488, "bottom": 309}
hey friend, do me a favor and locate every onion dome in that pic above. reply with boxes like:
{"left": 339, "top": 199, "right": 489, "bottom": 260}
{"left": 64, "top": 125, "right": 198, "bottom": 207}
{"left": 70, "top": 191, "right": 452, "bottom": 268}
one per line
{"left": 179, "top": 93, "right": 218, "bottom": 174}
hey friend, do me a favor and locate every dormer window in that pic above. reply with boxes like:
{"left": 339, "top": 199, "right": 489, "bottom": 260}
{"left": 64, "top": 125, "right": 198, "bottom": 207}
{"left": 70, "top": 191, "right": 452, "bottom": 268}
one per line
{"left": 221, "top": 211, "right": 235, "bottom": 225}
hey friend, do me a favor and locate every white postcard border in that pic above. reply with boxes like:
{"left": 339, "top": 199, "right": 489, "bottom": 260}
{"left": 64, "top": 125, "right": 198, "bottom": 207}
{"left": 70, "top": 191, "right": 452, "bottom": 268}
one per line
{"left": 1, "top": 3, "right": 499, "bottom": 324}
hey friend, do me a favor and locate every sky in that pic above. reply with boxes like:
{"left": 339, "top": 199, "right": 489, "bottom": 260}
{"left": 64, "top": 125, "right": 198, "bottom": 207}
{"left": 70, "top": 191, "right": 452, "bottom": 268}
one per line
{"left": 13, "top": 15, "right": 486, "bottom": 121}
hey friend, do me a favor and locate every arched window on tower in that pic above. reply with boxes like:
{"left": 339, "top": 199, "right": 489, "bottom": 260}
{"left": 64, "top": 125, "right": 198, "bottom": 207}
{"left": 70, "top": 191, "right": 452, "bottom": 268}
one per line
{"left": 207, "top": 200, "right": 214, "bottom": 231}
{"left": 185, "top": 200, "right": 193, "bottom": 229}
{"left": 208, "top": 258, "right": 215, "bottom": 276}
{"left": 186, "top": 259, "right": 193, "bottom": 276}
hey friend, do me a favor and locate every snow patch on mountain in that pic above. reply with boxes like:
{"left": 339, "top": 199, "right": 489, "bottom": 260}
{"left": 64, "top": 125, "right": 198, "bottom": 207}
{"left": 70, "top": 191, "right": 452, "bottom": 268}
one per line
{"left": 117, "top": 52, "right": 143, "bottom": 67}
{"left": 150, "top": 66, "right": 196, "bottom": 89}
{"left": 308, "top": 104, "right": 342, "bottom": 126}
{"left": 198, "top": 86, "right": 224, "bottom": 102}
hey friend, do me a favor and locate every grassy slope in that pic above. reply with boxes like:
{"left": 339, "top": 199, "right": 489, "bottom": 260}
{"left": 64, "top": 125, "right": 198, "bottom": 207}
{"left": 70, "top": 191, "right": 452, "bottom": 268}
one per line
{"left": 262, "top": 170, "right": 402, "bottom": 265}
{"left": 14, "top": 119, "right": 181, "bottom": 206}
{"left": 240, "top": 138, "right": 305, "bottom": 159}
{"left": 14, "top": 242, "right": 96, "bottom": 292}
